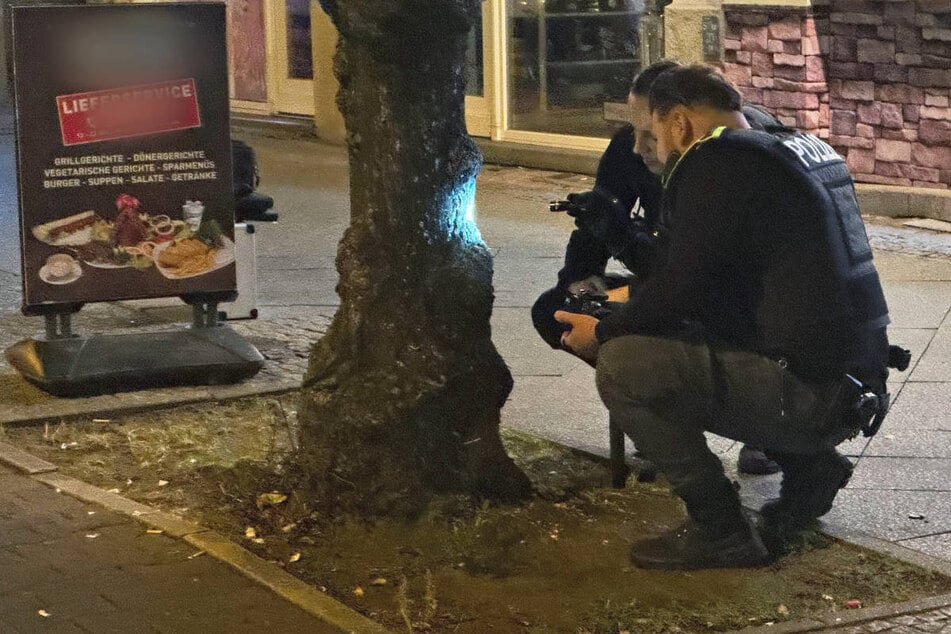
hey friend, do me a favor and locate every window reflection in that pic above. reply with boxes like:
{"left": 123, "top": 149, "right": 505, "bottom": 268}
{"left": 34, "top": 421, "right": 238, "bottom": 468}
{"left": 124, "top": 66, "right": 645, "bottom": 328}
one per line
{"left": 287, "top": 0, "right": 313, "bottom": 80}
{"left": 508, "top": 0, "right": 644, "bottom": 137}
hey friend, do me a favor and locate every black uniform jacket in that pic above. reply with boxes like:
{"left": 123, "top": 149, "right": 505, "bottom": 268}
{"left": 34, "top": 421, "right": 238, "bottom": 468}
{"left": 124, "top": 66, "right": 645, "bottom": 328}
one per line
{"left": 557, "top": 106, "right": 782, "bottom": 288}
{"left": 595, "top": 128, "right": 889, "bottom": 382}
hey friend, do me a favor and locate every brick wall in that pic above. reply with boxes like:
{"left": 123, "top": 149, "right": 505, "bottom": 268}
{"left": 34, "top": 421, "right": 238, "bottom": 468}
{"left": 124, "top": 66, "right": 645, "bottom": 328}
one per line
{"left": 723, "top": 1, "right": 950, "bottom": 190}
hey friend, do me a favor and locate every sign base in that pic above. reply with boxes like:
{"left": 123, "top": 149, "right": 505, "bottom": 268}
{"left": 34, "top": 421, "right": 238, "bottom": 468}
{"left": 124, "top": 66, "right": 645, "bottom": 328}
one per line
{"left": 5, "top": 326, "right": 264, "bottom": 398}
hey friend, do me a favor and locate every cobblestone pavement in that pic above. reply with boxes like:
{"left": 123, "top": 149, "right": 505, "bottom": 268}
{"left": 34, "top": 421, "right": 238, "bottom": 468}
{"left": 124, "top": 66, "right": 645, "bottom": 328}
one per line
{"left": 0, "top": 464, "right": 339, "bottom": 633}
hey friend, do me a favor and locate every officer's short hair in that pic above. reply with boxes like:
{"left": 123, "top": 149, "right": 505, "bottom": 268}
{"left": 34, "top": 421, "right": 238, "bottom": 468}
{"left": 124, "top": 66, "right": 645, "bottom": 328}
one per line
{"left": 648, "top": 65, "right": 743, "bottom": 116}
{"left": 630, "top": 59, "right": 681, "bottom": 97}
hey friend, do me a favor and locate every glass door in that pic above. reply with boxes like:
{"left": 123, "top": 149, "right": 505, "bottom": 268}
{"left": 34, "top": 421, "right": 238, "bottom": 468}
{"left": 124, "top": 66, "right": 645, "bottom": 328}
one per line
{"left": 465, "top": 5, "right": 491, "bottom": 137}
{"left": 268, "top": 0, "right": 315, "bottom": 116}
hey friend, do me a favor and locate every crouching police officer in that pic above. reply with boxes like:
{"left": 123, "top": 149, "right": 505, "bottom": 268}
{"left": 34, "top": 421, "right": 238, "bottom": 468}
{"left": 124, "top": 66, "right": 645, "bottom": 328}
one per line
{"left": 533, "top": 59, "right": 782, "bottom": 476}
{"left": 556, "top": 65, "right": 893, "bottom": 570}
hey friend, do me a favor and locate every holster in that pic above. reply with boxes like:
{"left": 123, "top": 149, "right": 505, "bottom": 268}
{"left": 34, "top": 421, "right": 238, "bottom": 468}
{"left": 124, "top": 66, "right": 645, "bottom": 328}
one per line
{"left": 839, "top": 374, "right": 887, "bottom": 438}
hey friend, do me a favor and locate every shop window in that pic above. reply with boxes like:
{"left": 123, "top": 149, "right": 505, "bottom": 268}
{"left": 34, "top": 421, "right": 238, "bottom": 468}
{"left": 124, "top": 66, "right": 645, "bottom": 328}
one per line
{"left": 507, "top": 0, "right": 645, "bottom": 138}
{"left": 286, "top": 0, "right": 313, "bottom": 80}
{"left": 466, "top": 6, "right": 485, "bottom": 98}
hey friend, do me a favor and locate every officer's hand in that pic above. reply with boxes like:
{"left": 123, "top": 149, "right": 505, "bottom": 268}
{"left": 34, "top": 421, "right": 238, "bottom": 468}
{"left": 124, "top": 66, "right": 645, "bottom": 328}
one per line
{"left": 567, "top": 275, "right": 608, "bottom": 296}
{"left": 553, "top": 310, "right": 600, "bottom": 364}
{"left": 565, "top": 189, "right": 631, "bottom": 244}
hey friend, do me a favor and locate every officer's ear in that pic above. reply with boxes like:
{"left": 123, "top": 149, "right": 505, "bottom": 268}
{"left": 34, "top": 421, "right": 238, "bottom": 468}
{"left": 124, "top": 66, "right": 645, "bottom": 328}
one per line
{"left": 669, "top": 106, "right": 693, "bottom": 151}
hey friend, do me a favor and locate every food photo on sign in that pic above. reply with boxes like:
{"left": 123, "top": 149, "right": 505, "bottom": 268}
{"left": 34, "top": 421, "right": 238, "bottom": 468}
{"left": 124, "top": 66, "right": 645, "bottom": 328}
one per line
{"left": 32, "top": 193, "right": 235, "bottom": 286}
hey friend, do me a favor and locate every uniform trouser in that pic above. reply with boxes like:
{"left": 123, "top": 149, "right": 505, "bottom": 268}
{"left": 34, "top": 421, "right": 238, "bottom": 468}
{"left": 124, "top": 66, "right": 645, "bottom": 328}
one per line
{"left": 595, "top": 334, "right": 851, "bottom": 531}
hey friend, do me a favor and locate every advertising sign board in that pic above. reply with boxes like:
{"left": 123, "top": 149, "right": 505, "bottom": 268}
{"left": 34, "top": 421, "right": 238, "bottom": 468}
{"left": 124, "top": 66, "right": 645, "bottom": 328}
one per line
{"left": 12, "top": 4, "right": 235, "bottom": 311}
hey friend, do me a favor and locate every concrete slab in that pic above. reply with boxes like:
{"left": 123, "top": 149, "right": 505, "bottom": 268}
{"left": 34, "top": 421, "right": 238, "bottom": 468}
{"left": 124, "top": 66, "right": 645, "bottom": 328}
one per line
{"left": 869, "top": 382, "right": 951, "bottom": 433}
{"left": 850, "top": 456, "right": 951, "bottom": 492}
{"left": 898, "top": 532, "right": 951, "bottom": 562}
{"left": 858, "top": 430, "right": 951, "bottom": 459}
{"left": 911, "top": 325, "right": 951, "bottom": 382}
{"left": 824, "top": 489, "right": 951, "bottom": 541}
{"left": 874, "top": 250, "right": 951, "bottom": 282}
{"left": 501, "top": 374, "right": 611, "bottom": 458}
{"left": 491, "top": 307, "right": 579, "bottom": 377}
{"left": 881, "top": 281, "right": 951, "bottom": 329}
{"left": 256, "top": 273, "right": 339, "bottom": 307}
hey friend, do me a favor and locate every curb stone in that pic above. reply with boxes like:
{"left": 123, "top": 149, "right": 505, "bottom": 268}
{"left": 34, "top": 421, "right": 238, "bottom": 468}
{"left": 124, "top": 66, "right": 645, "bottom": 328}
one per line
{"left": 0, "top": 443, "right": 390, "bottom": 634}
{"left": 728, "top": 593, "right": 951, "bottom": 633}
{"left": 0, "top": 380, "right": 300, "bottom": 427}
{"left": 1, "top": 428, "right": 949, "bottom": 634}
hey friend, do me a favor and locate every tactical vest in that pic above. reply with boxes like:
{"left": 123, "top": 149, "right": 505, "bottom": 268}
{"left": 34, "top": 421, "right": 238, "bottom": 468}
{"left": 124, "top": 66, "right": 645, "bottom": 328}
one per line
{"left": 668, "top": 127, "right": 890, "bottom": 377}
{"left": 727, "top": 128, "right": 888, "bottom": 332}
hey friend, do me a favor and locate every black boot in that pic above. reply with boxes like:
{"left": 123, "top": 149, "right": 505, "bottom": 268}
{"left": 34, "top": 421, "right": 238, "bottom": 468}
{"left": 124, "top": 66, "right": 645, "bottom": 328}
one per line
{"left": 630, "top": 517, "right": 770, "bottom": 570}
{"left": 760, "top": 450, "right": 853, "bottom": 553}
{"left": 630, "top": 479, "right": 770, "bottom": 570}
{"left": 737, "top": 445, "right": 780, "bottom": 475}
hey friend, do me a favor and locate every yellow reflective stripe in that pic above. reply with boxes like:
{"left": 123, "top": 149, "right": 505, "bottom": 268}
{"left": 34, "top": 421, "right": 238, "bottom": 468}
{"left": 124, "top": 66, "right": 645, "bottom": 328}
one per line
{"left": 662, "top": 125, "right": 728, "bottom": 187}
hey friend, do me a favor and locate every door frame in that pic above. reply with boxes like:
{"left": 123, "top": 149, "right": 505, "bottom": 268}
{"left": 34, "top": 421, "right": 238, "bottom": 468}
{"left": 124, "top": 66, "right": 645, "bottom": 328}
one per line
{"left": 264, "top": 0, "right": 315, "bottom": 116}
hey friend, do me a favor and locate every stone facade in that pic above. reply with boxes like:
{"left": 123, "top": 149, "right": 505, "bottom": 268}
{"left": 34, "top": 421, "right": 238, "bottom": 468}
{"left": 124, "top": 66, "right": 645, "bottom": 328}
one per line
{"left": 722, "top": 1, "right": 950, "bottom": 190}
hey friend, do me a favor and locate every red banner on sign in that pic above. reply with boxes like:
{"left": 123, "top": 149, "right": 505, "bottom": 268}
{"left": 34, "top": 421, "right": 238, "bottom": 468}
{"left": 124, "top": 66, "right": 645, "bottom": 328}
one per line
{"left": 56, "top": 79, "right": 201, "bottom": 146}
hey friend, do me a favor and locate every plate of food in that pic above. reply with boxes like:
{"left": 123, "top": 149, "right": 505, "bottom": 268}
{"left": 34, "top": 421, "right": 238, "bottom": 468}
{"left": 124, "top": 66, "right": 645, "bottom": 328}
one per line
{"left": 32, "top": 211, "right": 100, "bottom": 247}
{"left": 152, "top": 230, "right": 235, "bottom": 280}
{"left": 68, "top": 240, "right": 153, "bottom": 269}
{"left": 39, "top": 253, "right": 82, "bottom": 285}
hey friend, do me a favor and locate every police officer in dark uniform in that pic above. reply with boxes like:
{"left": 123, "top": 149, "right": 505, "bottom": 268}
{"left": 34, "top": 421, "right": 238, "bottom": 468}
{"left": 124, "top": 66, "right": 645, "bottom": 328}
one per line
{"left": 533, "top": 59, "right": 783, "bottom": 475}
{"left": 556, "top": 65, "right": 892, "bottom": 570}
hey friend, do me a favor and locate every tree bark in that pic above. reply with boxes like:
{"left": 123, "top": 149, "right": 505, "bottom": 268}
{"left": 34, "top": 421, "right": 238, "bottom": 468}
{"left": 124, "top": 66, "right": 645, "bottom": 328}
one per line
{"left": 299, "top": 0, "right": 532, "bottom": 517}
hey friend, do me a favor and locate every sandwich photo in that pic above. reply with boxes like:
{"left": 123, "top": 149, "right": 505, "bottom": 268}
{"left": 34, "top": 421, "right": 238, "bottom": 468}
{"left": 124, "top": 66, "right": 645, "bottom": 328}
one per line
{"left": 31, "top": 210, "right": 99, "bottom": 247}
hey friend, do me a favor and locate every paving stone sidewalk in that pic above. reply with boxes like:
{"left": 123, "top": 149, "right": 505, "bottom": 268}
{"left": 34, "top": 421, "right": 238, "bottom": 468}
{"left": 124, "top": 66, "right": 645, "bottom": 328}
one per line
{"left": 0, "top": 463, "right": 340, "bottom": 633}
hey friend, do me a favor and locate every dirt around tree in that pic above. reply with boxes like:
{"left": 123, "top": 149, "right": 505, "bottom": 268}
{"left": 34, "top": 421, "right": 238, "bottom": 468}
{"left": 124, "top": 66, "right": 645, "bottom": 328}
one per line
{"left": 5, "top": 396, "right": 950, "bottom": 633}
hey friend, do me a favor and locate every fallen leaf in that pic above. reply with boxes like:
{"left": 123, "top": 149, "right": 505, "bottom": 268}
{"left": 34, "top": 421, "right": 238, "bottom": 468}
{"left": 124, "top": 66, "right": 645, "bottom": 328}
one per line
{"left": 845, "top": 600, "right": 862, "bottom": 609}
{"left": 146, "top": 529, "right": 164, "bottom": 535}
{"left": 157, "top": 480, "right": 169, "bottom": 487}
{"left": 256, "top": 492, "right": 288, "bottom": 509}
{"left": 38, "top": 610, "right": 50, "bottom": 618}
{"left": 288, "top": 552, "right": 301, "bottom": 563}
{"left": 244, "top": 527, "right": 257, "bottom": 539}
{"left": 777, "top": 604, "right": 789, "bottom": 616}
{"left": 353, "top": 586, "right": 365, "bottom": 597}
{"left": 370, "top": 577, "right": 387, "bottom": 586}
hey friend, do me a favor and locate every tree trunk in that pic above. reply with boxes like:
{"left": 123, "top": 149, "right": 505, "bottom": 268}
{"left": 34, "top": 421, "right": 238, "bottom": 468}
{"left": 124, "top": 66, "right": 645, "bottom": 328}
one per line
{"left": 298, "top": 0, "right": 532, "bottom": 517}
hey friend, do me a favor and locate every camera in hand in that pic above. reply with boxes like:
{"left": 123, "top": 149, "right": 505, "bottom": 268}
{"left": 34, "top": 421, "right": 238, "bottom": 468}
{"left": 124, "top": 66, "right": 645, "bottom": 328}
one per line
{"left": 563, "top": 289, "right": 613, "bottom": 319}
{"left": 549, "top": 199, "right": 582, "bottom": 214}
